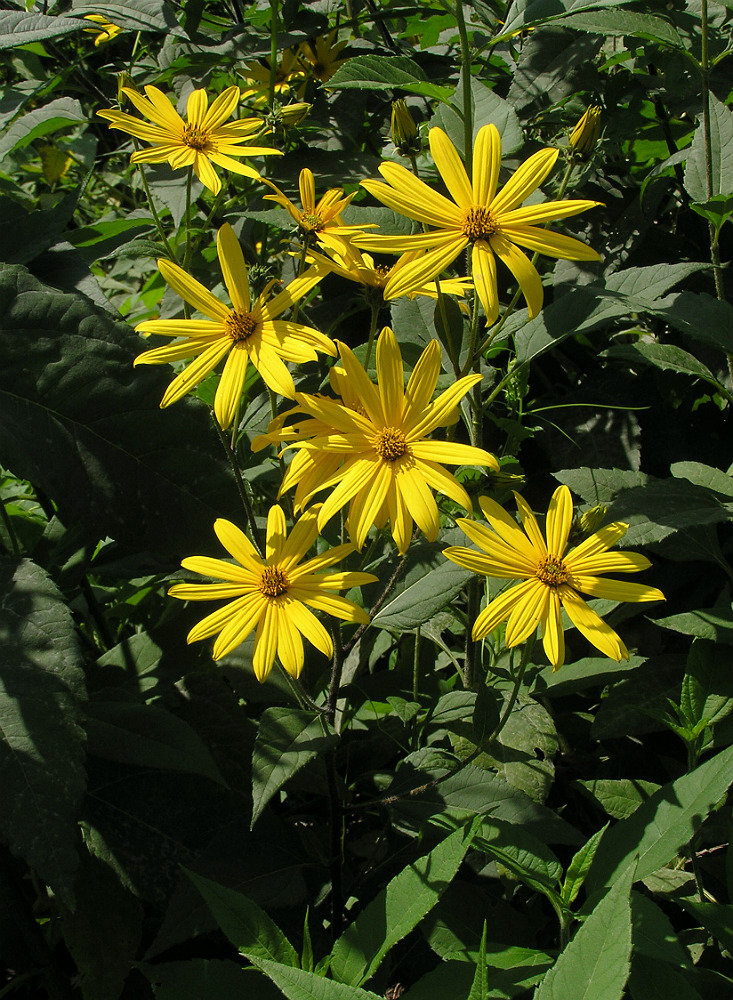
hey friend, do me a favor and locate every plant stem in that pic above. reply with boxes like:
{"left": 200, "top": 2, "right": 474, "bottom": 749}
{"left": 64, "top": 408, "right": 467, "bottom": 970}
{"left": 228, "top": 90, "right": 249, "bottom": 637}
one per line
{"left": 341, "top": 547, "right": 410, "bottom": 658}
{"left": 364, "top": 300, "right": 381, "bottom": 369}
{"left": 211, "top": 413, "right": 264, "bottom": 557}
{"left": 454, "top": 0, "right": 474, "bottom": 172}
{"left": 268, "top": 0, "right": 279, "bottom": 110}
{"left": 0, "top": 497, "right": 20, "bottom": 557}
{"left": 412, "top": 625, "right": 421, "bottom": 701}
{"left": 134, "top": 159, "right": 177, "bottom": 262}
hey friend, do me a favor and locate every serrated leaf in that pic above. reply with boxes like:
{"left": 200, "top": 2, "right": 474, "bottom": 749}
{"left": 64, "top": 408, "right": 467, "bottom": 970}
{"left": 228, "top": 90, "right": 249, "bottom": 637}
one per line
{"left": 330, "top": 823, "right": 477, "bottom": 987}
{"left": 576, "top": 779, "right": 660, "bottom": 821}
{"left": 251, "top": 709, "right": 335, "bottom": 827}
{"left": 631, "top": 892, "right": 693, "bottom": 967}
{"left": 85, "top": 701, "right": 226, "bottom": 786}
{"left": 186, "top": 869, "right": 299, "bottom": 967}
{"left": 0, "top": 265, "right": 237, "bottom": 559}
{"left": 0, "top": 12, "right": 82, "bottom": 48}
{"left": 535, "top": 655, "right": 645, "bottom": 697}
{"left": 684, "top": 95, "right": 733, "bottom": 203}
{"left": 534, "top": 863, "right": 634, "bottom": 1000}
{"left": 561, "top": 824, "right": 609, "bottom": 907}
{"left": 475, "top": 818, "right": 563, "bottom": 897}
{"left": 466, "top": 924, "right": 488, "bottom": 1000}
{"left": 371, "top": 560, "right": 473, "bottom": 632}
{"left": 70, "top": 1, "right": 184, "bottom": 34}
{"left": 0, "top": 97, "right": 85, "bottom": 159}
{"left": 586, "top": 745, "right": 733, "bottom": 893}
{"left": 431, "top": 74, "right": 524, "bottom": 157}
{"left": 627, "top": 956, "right": 703, "bottom": 1000}
{"left": 325, "top": 54, "right": 452, "bottom": 100}
{"left": 604, "top": 342, "right": 721, "bottom": 387}
{"left": 653, "top": 608, "right": 733, "bottom": 644}
{"left": 558, "top": 10, "right": 682, "bottom": 45}
{"left": 502, "top": 0, "right": 639, "bottom": 35}
{"left": 608, "top": 476, "right": 733, "bottom": 547}
{"left": 251, "top": 958, "right": 383, "bottom": 1000}
{"left": 0, "top": 558, "right": 86, "bottom": 907}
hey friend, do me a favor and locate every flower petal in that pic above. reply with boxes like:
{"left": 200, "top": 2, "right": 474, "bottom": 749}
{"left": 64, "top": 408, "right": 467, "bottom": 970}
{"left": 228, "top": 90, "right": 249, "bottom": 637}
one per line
{"left": 492, "top": 147, "right": 559, "bottom": 216}
{"left": 559, "top": 585, "right": 629, "bottom": 661}
{"left": 472, "top": 578, "right": 538, "bottom": 640}
{"left": 252, "top": 602, "right": 278, "bottom": 680}
{"left": 545, "top": 485, "right": 573, "bottom": 557}
{"left": 490, "top": 233, "right": 543, "bottom": 318}
{"left": 472, "top": 242, "right": 499, "bottom": 323}
{"left": 214, "top": 519, "right": 263, "bottom": 572}
{"left": 383, "top": 237, "right": 469, "bottom": 300}
{"left": 158, "top": 259, "right": 230, "bottom": 321}
{"left": 376, "top": 327, "right": 405, "bottom": 426}
{"left": 501, "top": 225, "right": 601, "bottom": 262}
{"left": 571, "top": 576, "right": 665, "bottom": 603}
{"left": 429, "top": 127, "right": 473, "bottom": 210}
{"left": 215, "top": 343, "right": 248, "bottom": 430}
{"left": 395, "top": 459, "right": 440, "bottom": 541}
{"left": 505, "top": 577, "right": 549, "bottom": 647}
{"left": 473, "top": 124, "right": 501, "bottom": 207}
{"left": 159, "top": 340, "right": 231, "bottom": 406}
{"left": 541, "top": 589, "right": 565, "bottom": 670}
{"left": 217, "top": 222, "right": 250, "bottom": 311}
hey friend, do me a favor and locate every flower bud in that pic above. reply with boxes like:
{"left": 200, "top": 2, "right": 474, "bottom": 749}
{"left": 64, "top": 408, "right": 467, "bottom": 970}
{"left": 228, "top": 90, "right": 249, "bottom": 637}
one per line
{"left": 391, "top": 100, "right": 421, "bottom": 157}
{"left": 279, "top": 102, "right": 312, "bottom": 127}
{"left": 579, "top": 503, "right": 608, "bottom": 535}
{"left": 116, "top": 72, "right": 136, "bottom": 107}
{"left": 569, "top": 106, "right": 601, "bottom": 158}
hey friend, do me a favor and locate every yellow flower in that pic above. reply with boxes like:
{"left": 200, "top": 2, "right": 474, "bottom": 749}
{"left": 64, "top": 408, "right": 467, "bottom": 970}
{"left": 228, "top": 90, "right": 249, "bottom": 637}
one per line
{"left": 242, "top": 49, "right": 308, "bottom": 103}
{"left": 97, "top": 85, "right": 280, "bottom": 195}
{"left": 262, "top": 167, "right": 369, "bottom": 248}
{"left": 305, "top": 241, "right": 473, "bottom": 302}
{"left": 134, "top": 223, "right": 334, "bottom": 428}
{"left": 298, "top": 30, "right": 349, "bottom": 83}
{"left": 353, "top": 124, "right": 601, "bottom": 323}
{"left": 443, "top": 485, "right": 665, "bottom": 670}
{"left": 83, "top": 14, "right": 122, "bottom": 45}
{"left": 168, "top": 508, "right": 377, "bottom": 681}
{"left": 271, "top": 326, "right": 499, "bottom": 554}
{"left": 569, "top": 106, "right": 601, "bottom": 158}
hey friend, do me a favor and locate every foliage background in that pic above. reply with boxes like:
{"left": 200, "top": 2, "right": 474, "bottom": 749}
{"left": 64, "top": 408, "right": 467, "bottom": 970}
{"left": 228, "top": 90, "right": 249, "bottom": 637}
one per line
{"left": 0, "top": 1, "right": 732, "bottom": 998}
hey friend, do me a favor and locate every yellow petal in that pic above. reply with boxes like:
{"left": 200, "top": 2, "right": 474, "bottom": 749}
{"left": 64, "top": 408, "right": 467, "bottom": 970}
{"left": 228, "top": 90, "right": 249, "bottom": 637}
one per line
{"left": 414, "top": 458, "right": 472, "bottom": 512}
{"left": 404, "top": 338, "right": 440, "bottom": 417}
{"left": 215, "top": 344, "right": 248, "bottom": 430}
{"left": 473, "top": 124, "right": 501, "bottom": 207}
{"left": 299, "top": 168, "right": 316, "bottom": 212}
{"left": 541, "top": 589, "right": 565, "bottom": 670}
{"left": 407, "top": 373, "right": 482, "bottom": 438}
{"left": 266, "top": 506, "right": 287, "bottom": 563}
{"left": 472, "top": 578, "right": 537, "bottom": 640}
{"left": 284, "top": 598, "right": 333, "bottom": 658}
{"left": 490, "top": 233, "right": 543, "bottom": 318}
{"left": 348, "top": 461, "right": 393, "bottom": 549}
{"left": 214, "top": 519, "right": 263, "bottom": 572}
{"left": 202, "top": 85, "right": 240, "bottom": 131}
{"left": 499, "top": 200, "right": 602, "bottom": 227}
{"left": 559, "top": 585, "right": 629, "bottom": 661}
{"left": 395, "top": 460, "right": 440, "bottom": 541}
{"left": 564, "top": 522, "right": 629, "bottom": 566}
{"left": 505, "top": 578, "right": 549, "bottom": 647}
{"left": 383, "top": 237, "right": 469, "bottom": 300}
{"left": 186, "top": 88, "right": 208, "bottom": 128}
{"left": 252, "top": 602, "right": 278, "bottom": 680}
{"left": 278, "top": 508, "right": 320, "bottom": 570}
{"left": 513, "top": 493, "right": 548, "bottom": 558}
{"left": 570, "top": 551, "right": 652, "bottom": 576}
{"left": 472, "top": 242, "right": 499, "bottom": 324}
{"left": 429, "top": 127, "right": 473, "bottom": 210}
{"left": 188, "top": 594, "right": 259, "bottom": 646}
{"left": 376, "top": 327, "right": 406, "bottom": 426}
{"left": 160, "top": 340, "right": 231, "bottom": 406}
{"left": 192, "top": 151, "right": 221, "bottom": 194}
{"left": 275, "top": 606, "right": 305, "bottom": 678}
{"left": 386, "top": 482, "right": 412, "bottom": 555}
{"left": 545, "top": 485, "right": 573, "bottom": 557}
{"left": 501, "top": 225, "right": 601, "bottom": 262}
{"left": 478, "top": 495, "right": 538, "bottom": 565}
{"left": 491, "top": 147, "right": 559, "bottom": 216}
{"left": 571, "top": 576, "right": 665, "bottom": 603}
{"left": 168, "top": 581, "right": 249, "bottom": 600}
{"left": 158, "top": 259, "right": 229, "bottom": 321}
{"left": 217, "top": 222, "right": 250, "bottom": 312}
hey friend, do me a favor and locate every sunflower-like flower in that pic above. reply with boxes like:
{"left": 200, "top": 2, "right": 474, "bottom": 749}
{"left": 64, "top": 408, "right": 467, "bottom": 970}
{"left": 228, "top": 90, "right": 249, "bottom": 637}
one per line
{"left": 298, "top": 30, "right": 349, "bottom": 83}
{"left": 169, "top": 508, "right": 377, "bottom": 681}
{"left": 306, "top": 242, "right": 473, "bottom": 303}
{"left": 83, "top": 14, "right": 123, "bottom": 46}
{"left": 262, "top": 167, "right": 370, "bottom": 249}
{"left": 443, "top": 485, "right": 665, "bottom": 670}
{"left": 97, "top": 85, "right": 280, "bottom": 195}
{"left": 352, "top": 124, "right": 601, "bottom": 323}
{"left": 242, "top": 49, "right": 308, "bottom": 104}
{"left": 266, "top": 326, "right": 499, "bottom": 554}
{"left": 134, "top": 223, "right": 334, "bottom": 428}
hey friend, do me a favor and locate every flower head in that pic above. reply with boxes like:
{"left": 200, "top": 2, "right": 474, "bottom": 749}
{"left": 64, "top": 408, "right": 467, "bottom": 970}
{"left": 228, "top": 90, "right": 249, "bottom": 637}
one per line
{"left": 298, "top": 30, "right": 349, "bottom": 83}
{"left": 443, "top": 485, "right": 665, "bottom": 669}
{"left": 242, "top": 50, "right": 307, "bottom": 103}
{"left": 266, "top": 326, "right": 499, "bottom": 554}
{"left": 169, "top": 508, "right": 377, "bottom": 681}
{"left": 569, "top": 106, "right": 601, "bottom": 158}
{"left": 353, "top": 124, "right": 601, "bottom": 323}
{"left": 391, "top": 99, "right": 421, "bottom": 158}
{"left": 83, "top": 14, "right": 123, "bottom": 45}
{"left": 134, "top": 223, "right": 334, "bottom": 427}
{"left": 97, "top": 85, "right": 280, "bottom": 194}
{"left": 263, "top": 167, "right": 368, "bottom": 248}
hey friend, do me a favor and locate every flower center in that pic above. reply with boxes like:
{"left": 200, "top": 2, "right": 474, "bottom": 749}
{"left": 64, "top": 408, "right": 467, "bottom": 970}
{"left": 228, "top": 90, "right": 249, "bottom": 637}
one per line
{"left": 225, "top": 309, "right": 258, "bottom": 343}
{"left": 374, "top": 264, "right": 391, "bottom": 284}
{"left": 182, "top": 124, "right": 210, "bottom": 151}
{"left": 461, "top": 205, "right": 499, "bottom": 242}
{"left": 259, "top": 566, "right": 289, "bottom": 597}
{"left": 300, "top": 213, "right": 324, "bottom": 232}
{"left": 535, "top": 555, "right": 569, "bottom": 588}
{"left": 374, "top": 427, "right": 407, "bottom": 462}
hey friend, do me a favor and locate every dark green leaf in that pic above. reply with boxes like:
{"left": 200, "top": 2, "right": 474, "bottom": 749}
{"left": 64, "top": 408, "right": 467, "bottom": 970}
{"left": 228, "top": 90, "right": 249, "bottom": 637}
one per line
{"left": 0, "top": 558, "right": 86, "bottom": 907}
{"left": 69, "top": 1, "right": 184, "bottom": 34}
{"left": 562, "top": 824, "right": 609, "bottom": 907}
{"left": 653, "top": 608, "right": 733, "bottom": 645}
{"left": 628, "top": 956, "right": 702, "bottom": 1000}
{"left": 576, "top": 779, "right": 660, "bottom": 821}
{"left": 0, "top": 195, "right": 79, "bottom": 265}
{"left": 326, "top": 55, "right": 452, "bottom": 100}
{"left": 371, "top": 560, "right": 473, "bottom": 632}
{"left": 143, "top": 959, "right": 284, "bottom": 1000}
{"left": 0, "top": 97, "right": 85, "bottom": 159}
{"left": 0, "top": 12, "right": 82, "bottom": 48}
{"left": 676, "top": 899, "right": 733, "bottom": 954}
{"left": 250, "top": 958, "right": 383, "bottom": 1000}
{"left": 684, "top": 95, "right": 733, "bottom": 203}
{"left": 251, "top": 708, "right": 335, "bottom": 827}
{"left": 558, "top": 10, "right": 682, "bottom": 45}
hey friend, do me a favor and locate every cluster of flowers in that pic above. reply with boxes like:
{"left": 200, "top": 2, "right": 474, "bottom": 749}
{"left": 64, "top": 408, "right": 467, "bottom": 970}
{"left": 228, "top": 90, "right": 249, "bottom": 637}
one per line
{"left": 97, "top": 75, "right": 663, "bottom": 681}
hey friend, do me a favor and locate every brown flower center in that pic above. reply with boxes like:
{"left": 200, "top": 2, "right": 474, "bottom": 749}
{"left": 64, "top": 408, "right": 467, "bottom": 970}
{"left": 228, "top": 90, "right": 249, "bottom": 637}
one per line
{"left": 182, "top": 124, "right": 210, "bottom": 151}
{"left": 535, "top": 555, "right": 569, "bottom": 588}
{"left": 461, "top": 205, "right": 499, "bottom": 242}
{"left": 374, "top": 427, "right": 407, "bottom": 462}
{"left": 374, "top": 264, "right": 391, "bottom": 285}
{"left": 259, "top": 566, "right": 288, "bottom": 597}
{"left": 225, "top": 309, "right": 258, "bottom": 343}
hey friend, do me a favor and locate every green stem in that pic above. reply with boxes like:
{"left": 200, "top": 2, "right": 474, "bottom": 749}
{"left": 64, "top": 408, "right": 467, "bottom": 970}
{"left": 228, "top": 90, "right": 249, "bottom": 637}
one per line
{"left": 268, "top": 0, "right": 279, "bottom": 110}
{"left": 183, "top": 165, "right": 194, "bottom": 272}
{"left": 454, "top": 0, "right": 474, "bottom": 173}
{"left": 464, "top": 577, "right": 480, "bottom": 690}
{"left": 0, "top": 497, "right": 20, "bottom": 558}
{"left": 364, "top": 300, "right": 381, "bottom": 369}
{"left": 341, "top": 547, "right": 410, "bottom": 658}
{"left": 412, "top": 626, "right": 421, "bottom": 701}
{"left": 212, "top": 413, "right": 263, "bottom": 557}
{"left": 133, "top": 157, "right": 177, "bottom": 262}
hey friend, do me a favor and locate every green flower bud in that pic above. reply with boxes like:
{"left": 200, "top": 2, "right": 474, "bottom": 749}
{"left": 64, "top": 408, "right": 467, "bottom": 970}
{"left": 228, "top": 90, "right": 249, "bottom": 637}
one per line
{"left": 391, "top": 100, "right": 421, "bottom": 157}
{"left": 579, "top": 503, "right": 608, "bottom": 535}
{"left": 569, "top": 106, "right": 601, "bottom": 158}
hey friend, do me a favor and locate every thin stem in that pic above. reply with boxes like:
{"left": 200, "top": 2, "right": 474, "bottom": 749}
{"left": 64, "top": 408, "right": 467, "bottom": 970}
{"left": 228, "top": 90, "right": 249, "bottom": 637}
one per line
{"left": 212, "top": 413, "right": 263, "bottom": 557}
{"left": 464, "top": 578, "right": 480, "bottom": 690}
{"left": 454, "top": 0, "right": 474, "bottom": 173}
{"left": 268, "top": 0, "right": 279, "bottom": 110}
{"left": 134, "top": 159, "right": 177, "bottom": 262}
{"left": 412, "top": 626, "right": 421, "bottom": 701}
{"left": 364, "top": 300, "right": 381, "bottom": 369}
{"left": 341, "top": 547, "right": 411, "bottom": 658}
{"left": 326, "top": 620, "right": 345, "bottom": 726}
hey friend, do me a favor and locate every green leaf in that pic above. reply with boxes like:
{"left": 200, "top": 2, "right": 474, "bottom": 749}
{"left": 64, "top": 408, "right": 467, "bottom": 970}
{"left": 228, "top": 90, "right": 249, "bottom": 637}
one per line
{"left": 553, "top": 469, "right": 648, "bottom": 506}
{"left": 627, "top": 957, "right": 702, "bottom": 1000}
{"left": 608, "top": 476, "right": 733, "bottom": 548}
{"left": 558, "top": 10, "right": 682, "bottom": 45}
{"left": 0, "top": 194, "right": 79, "bottom": 265}
{"left": 330, "top": 823, "right": 477, "bottom": 987}
{"left": 70, "top": 1, "right": 184, "bottom": 34}
{"left": 653, "top": 608, "right": 733, "bottom": 645}
{"left": 474, "top": 818, "right": 563, "bottom": 898}
{"left": 680, "top": 638, "right": 733, "bottom": 733}
{"left": 672, "top": 461, "right": 733, "bottom": 497}
{"left": 561, "top": 824, "right": 609, "bottom": 908}
{"left": 0, "top": 97, "right": 85, "bottom": 159}
{"left": 631, "top": 892, "right": 693, "bottom": 967}
{"left": 654, "top": 292, "right": 733, "bottom": 355}
{"left": 684, "top": 95, "right": 733, "bottom": 203}
{"left": 186, "top": 869, "right": 299, "bottom": 967}
{"left": 0, "top": 265, "right": 237, "bottom": 559}
{"left": 535, "top": 655, "right": 646, "bottom": 697}
{"left": 534, "top": 863, "right": 634, "bottom": 1000}
{"left": 585, "top": 745, "right": 733, "bottom": 893}
{"left": 85, "top": 701, "right": 226, "bottom": 786}
{"left": 0, "top": 12, "right": 83, "bottom": 48}
{"left": 502, "top": 0, "right": 639, "bottom": 35}
{"left": 689, "top": 194, "right": 733, "bottom": 233}
{"left": 251, "top": 709, "right": 336, "bottom": 827}
{"left": 431, "top": 74, "right": 524, "bottom": 157}
{"left": 576, "top": 779, "right": 660, "bottom": 821}
{"left": 251, "top": 958, "right": 384, "bottom": 1000}
{"left": 604, "top": 342, "right": 722, "bottom": 388}
{"left": 371, "top": 560, "right": 473, "bottom": 632}
{"left": 0, "top": 558, "right": 86, "bottom": 907}
{"left": 466, "top": 923, "right": 488, "bottom": 1000}
{"left": 676, "top": 899, "right": 733, "bottom": 953}
{"left": 325, "top": 55, "right": 452, "bottom": 101}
